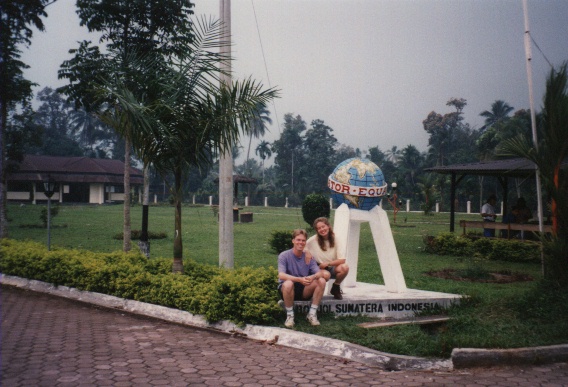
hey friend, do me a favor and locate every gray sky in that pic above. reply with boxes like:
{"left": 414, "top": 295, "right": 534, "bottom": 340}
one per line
{"left": 22, "top": 0, "right": 568, "bottom": 161}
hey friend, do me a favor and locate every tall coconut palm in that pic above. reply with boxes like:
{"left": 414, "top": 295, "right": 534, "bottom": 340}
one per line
{"left": 255, "top": 140, "right": 272, "bottom": 183}
{"left": 245, "top": 102, "right": 272, "bottom": 174}
{"left": 480, "top": 100, "right": 514, "bottom": 130}
{"left": 385, "top": 145, "right": 401, "bottom": 165}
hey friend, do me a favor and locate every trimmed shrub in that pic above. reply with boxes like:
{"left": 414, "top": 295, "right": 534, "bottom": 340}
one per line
{"left": 0, "top": 239, "right": 280, "bottom": 325}
{"left": 269, "top": 230, "right": 293, "bottom": 253}
{"left": 301, "top": 193, "right": 330, "bottom": 228}
{"left": 423, "top": 233, "right": 540, "bottom": 263}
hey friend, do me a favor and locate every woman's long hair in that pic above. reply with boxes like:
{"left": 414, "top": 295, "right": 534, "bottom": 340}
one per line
{"left": 313, "top": 217, "right": 335, "bottom": 251}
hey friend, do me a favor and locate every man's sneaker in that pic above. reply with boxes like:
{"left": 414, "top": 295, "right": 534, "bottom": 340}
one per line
{"left": 284, "top": 315, "right": 295, "bottom": 328}
{"left": 330, "top": 284, "right": 343, "bottom": 300}
{"left": 306, "top": 314, "right": 320, "bottom": 326}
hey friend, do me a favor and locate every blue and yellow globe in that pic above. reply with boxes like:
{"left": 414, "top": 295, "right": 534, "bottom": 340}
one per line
{"left": 328, "top": 158, "right": 388, "bottom": 211}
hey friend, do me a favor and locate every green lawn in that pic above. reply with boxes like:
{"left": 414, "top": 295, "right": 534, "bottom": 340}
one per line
{"left": 5, "top": 202, "right": 567, "bottom": 358}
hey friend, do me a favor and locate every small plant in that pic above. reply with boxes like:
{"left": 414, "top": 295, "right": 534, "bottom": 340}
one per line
{"left": 40, "top": 205, "right": 60, "bottom": 228}
{"left": 269, "top": 230, "right": 293, "bottom": 253}
{"left": 301, "top": 193, "right": 330, "bottom": 228}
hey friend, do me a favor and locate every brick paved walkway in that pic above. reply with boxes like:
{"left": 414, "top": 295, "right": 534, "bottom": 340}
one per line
{"left": 2, "top": 285, "right": 568, "bottom": 386}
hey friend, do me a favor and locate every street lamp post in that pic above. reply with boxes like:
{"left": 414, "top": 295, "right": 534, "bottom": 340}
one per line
{"left": 386, "top": 182, "right": 400, "bottom": 223}
{"left": 43, "top": 176, "right": 57, "bottom": 251}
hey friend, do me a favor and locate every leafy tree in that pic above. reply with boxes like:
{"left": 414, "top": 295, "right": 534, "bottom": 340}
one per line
{"left": 334, "top": 144, "right": 358, "bottom": 165}
{"left": 1, "top": 0, "right": 52, "bottom": 238}
{"left": 59, "top": 0, "right": 195, "bottom": 253}
{"left": 272, "top": 113, "right": 306, "bottom": 194}
{"left": 423, "top": 97, "right": 468, "bottom": 167}
{"left": 302, "top": 119, "right": 338, "bottom": 193}
{"left": 26, "top": 87, "right": 83, "bottom": 156}
{"left": 366, "top": 146, "right": 386, "bottom": 166}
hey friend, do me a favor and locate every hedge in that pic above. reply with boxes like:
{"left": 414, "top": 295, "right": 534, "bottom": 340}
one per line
{"left": 0, "top": 239, "right": 281, "bottom": 325}
{"left": 423, "top": 232, "right": 541, "bottom": 263}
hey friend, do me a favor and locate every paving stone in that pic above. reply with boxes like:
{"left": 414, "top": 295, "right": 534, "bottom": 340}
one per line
{"left": 2, "top": 285, "right": 568, "bottom": 386}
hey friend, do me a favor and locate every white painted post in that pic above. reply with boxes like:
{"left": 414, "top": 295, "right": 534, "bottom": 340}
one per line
{"left": 467, "top": 201, "right": 471, "bottom": 214}
{"left": 264, "top": 197, "right": 268, "bottom": 207}
{"left": 334, "top": 204, "right": 407, "bottom": 292}
{"left": 245, "top": 196, "right": 249, "bottom": 207}
{"left": 406, "top": 199, "right": 410, "bottom": 212}
{"left": 285, "top": 197, "right": 288, "bottom": 208}
{"left": 193, "top": 195, "right": 196, "bottom": 205}
{"left": 209, "top": 196, "right": 213, "bottom": 206}
{"left": 154, "top": 194, "right": 157, "bottom": 204}
{"left": 436, "top": 202, "right": 440, "bottom": 213}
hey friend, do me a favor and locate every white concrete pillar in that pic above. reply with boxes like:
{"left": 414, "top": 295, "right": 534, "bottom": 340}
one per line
{"left": 245, "top": 196, "right": 249, "bottom": 207}
{"left": 154, "top": 194, "right": 157, "bottom": 204}
{"left": 406, "top": 199, "right": 410, "bottom": 212}
{"left": 193, "top": 195, "right": 196, "bottom": 205}
{"left": 436, "top": 202, "right": 440, "bottom": 213}
{"left": 209, "top": 196, "right": 213, "bottom": 206}
{"left": 285, "top": 197, "right": 288, "bottom": 208}
{"left": 467, "top": 201, "right": 471, "bottom": 214}
{"left": 264, "top": 197, "right": 268, "bottom": 207}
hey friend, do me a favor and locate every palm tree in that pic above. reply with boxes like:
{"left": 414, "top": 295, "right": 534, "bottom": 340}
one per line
{"left": 98, "top": 18, "right": 278, "bottom": 273}
{"left": 255, "top": 140, "right": 272, "bottom": 183}
{"left": 245, "top": 102, "right": 272, "bottom": 174}
{"left": 480, "top": 100, "right": 514, "bottom": 130}
{"left": 499, "top": 63, "right": 568, "bottom": 284}
{"left": 385, "top": 145, "right": 401, "bottom": 165}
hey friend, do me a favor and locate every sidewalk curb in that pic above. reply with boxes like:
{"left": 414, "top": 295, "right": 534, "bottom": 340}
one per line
{"left": 3, "top": 274, "right": 567, "bottom": 370}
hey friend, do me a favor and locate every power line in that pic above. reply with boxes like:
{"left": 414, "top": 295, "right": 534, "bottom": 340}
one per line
{"left": 251, "top": 0, "right": 281, "bottom": 134}
{"left": 529, "top": 33, "right": 555, "bottom": 71}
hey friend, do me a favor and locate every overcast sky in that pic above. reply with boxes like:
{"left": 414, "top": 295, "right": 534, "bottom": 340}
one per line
{"left": 21, "top": 0, "right": 568, "bottom": 161}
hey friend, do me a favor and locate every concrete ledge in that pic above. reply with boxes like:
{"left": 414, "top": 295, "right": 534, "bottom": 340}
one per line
{"left": 452, "top": 345, "right": 568, "bottom": 369}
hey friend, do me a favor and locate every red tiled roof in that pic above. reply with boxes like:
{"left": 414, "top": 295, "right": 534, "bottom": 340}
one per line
{"left": 8, "top": 155, "right": 144, "bottom": 185}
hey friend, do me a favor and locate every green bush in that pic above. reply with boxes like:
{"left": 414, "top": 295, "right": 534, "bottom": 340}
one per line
{"left": 40, "top": 205, "right": 60, "bottom": 227}
{"left": 301, "top": 193, "right": 330, "bottom": 228}
{"left": 423, "top": 233, "right": 540, "bottom": 263}
{"left": 0, "top": 239, "right": 280, "bottom": 325}
{"left": 269, "top": 230, "right": 293, "bottom": 253}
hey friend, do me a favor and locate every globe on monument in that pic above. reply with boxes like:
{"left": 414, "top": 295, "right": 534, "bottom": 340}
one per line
{"left": 328, "top": 158, "right": 388, "bottom": 211}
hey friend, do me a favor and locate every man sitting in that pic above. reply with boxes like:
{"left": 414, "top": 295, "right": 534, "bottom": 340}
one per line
{"left": 278, "top": 229, "right": 326, "bottom": 328}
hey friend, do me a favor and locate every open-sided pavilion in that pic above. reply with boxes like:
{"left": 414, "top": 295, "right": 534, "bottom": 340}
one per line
{"left": 425, "top": 158, "right": 542, "bottom": 232}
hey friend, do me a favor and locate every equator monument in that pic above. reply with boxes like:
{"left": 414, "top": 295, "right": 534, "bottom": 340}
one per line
{"left": 296, "top": 158, "right": 460, "bottom": 319}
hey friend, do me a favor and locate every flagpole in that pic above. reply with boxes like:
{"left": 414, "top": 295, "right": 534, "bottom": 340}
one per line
{"left": 523, "top": 0, "right": 544, "bottom": 275}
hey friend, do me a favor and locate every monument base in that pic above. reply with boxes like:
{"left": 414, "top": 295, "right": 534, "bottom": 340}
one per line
{"left": 291, "top": 282, "right": 461, "bottom": 319}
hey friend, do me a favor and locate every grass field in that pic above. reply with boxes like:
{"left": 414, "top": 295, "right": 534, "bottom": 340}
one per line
{"left": 5, "top": 202, "right": 567, "bottom": 358}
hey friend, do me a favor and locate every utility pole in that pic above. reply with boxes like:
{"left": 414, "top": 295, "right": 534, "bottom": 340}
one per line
{"left": 523, "top": 0, "right": 544, "bottom": 274}
{"left": 219, "top": 0, "right": 234, "bottom": 268}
